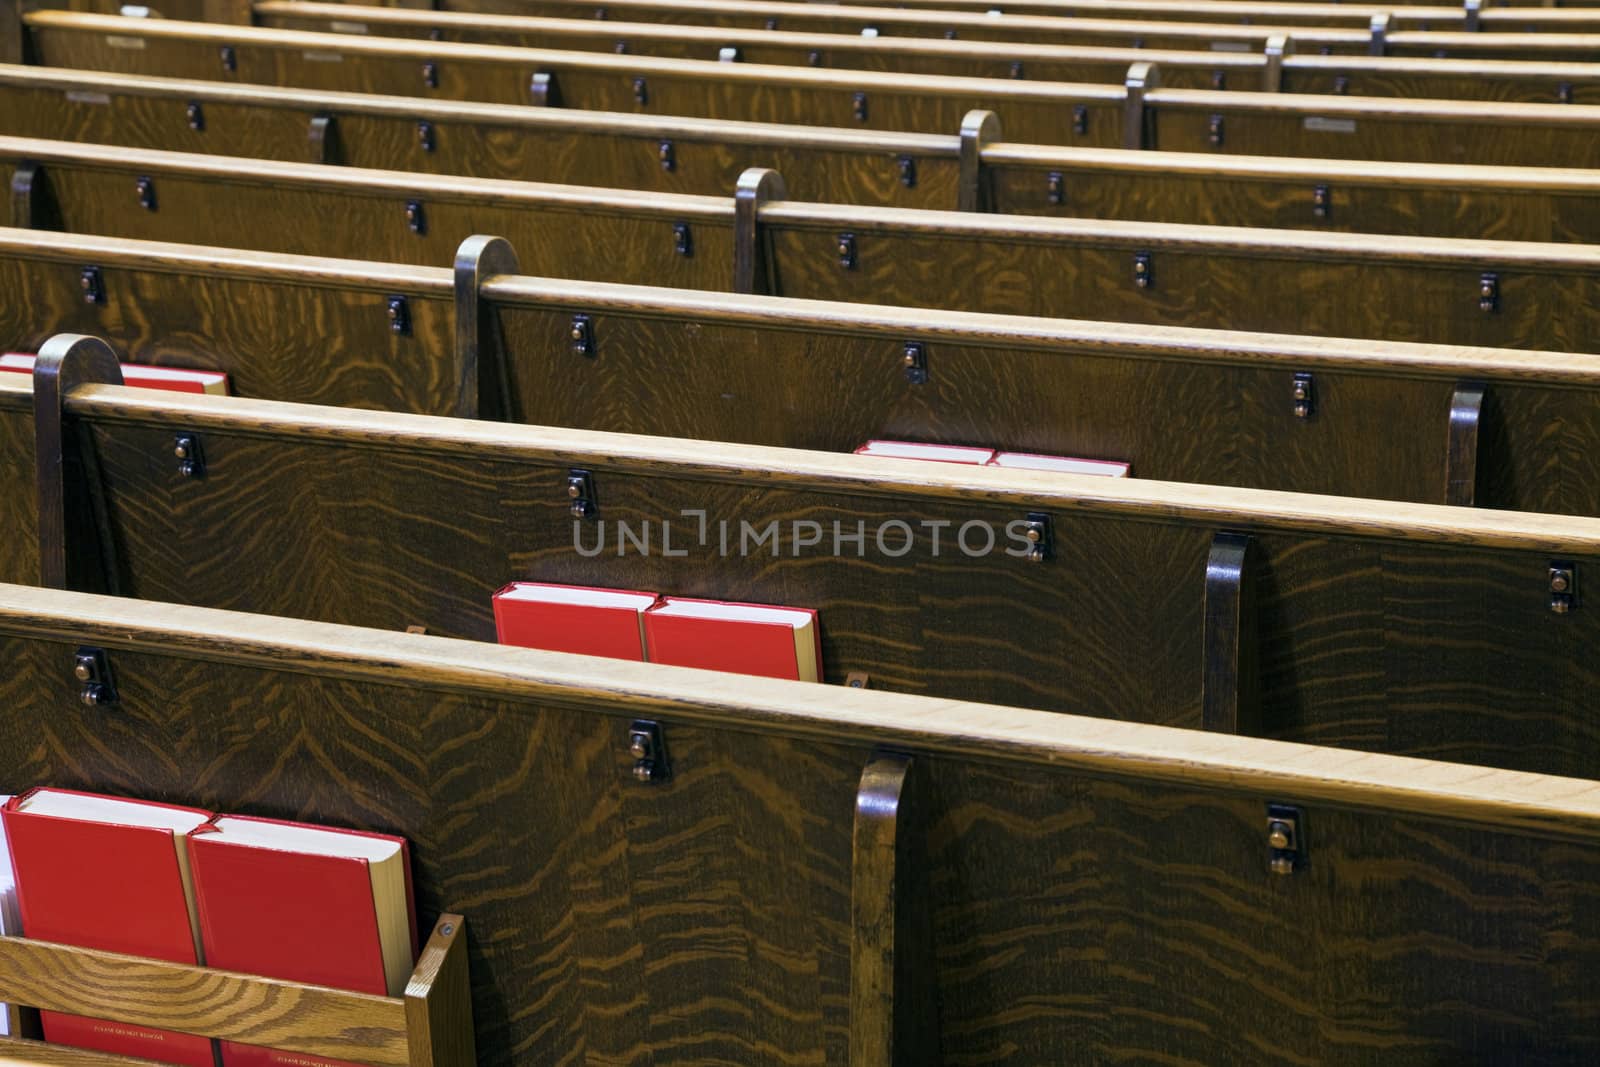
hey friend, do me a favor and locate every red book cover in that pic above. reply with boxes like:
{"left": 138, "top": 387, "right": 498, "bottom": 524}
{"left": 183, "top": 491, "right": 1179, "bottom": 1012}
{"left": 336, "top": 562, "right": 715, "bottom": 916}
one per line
{"left": 1, "top": 353, "right": 230, "bottom": 395}
{"left": 1, "top": 789, "right": 215, "bottom": 1067}
{"left": 643, "top": 598, "right": 822, "bottom": 681}
{"left": 854, "top": 440, "right": 996, "bottom": 464}
{"left": 493, "top": 582, "right": 660, "bottom": 661}
{"left": 187, "top": 816, "right": 418, "bottom": 1067}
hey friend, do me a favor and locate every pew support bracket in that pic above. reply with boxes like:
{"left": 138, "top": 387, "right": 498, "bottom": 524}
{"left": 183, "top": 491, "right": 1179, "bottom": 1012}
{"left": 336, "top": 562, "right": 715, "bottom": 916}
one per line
{"left": 452, "top": 235, "right": 519, "bottom": 421}
{"left": 733, "top": 168, "right": 787, "bottom": 295}
{"left": 1445, "top": 382, "right": 1486, "bottom": 508}
{"left": 1202, "top": 532, "right": 1258, "bottom": 735}
{"left": 850, "top": 753, "right": 938, "bottom": 1067}
{"left": 33, "top": 334, "right": 125, "bottom": 594}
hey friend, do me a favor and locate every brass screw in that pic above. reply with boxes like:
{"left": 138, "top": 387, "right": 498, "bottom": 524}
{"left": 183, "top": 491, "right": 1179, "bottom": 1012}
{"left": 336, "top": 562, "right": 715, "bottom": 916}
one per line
{"left": 174, "top": 439, "right": 191, "bottom": 460}
{"left": 837, "top": 239, "right": 851, "bottom": 256}
{"left": 73, "top": 660, "right": 92, "bottom": 682}
{"left": 632, "top": 762, "right": 655, "bottom": 782}
{"left": 1025, "top": 526, "right": 1042, "bottom": 543}
{"left": 1552, "top": 596, "right": 1571, "bottom": 615}
{"left": 1270, "top": 855, "right": 1294, "bottom": 876}
{"left": 902, "top": 350, "right": 917, "bottom": 367}
{"left": 628, "top": 732, "right": 650, "bottom": 759}
{"left": 81, "top": 685, "right": 105, "bottom": 707}
{"left": 1552, "top": 571, "right": 1571, "bottom": 593}
{"left": 570, "top": 324, "right": 584, "bottom": 341}
{"left": 1268, "top": 821, "right": 1291, "bottom": 850}
{"left": 566, "top": 481, "right": 581, "bottom": 499}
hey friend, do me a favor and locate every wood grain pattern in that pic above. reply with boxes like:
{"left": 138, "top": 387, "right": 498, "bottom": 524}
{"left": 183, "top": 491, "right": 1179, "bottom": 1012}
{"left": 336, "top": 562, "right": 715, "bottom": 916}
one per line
{"left": 2, "top": 380, "right": 1600, "bottom": 779}
{"left": 1, "top": 587, "right": 1600, "bottom": 1062}
{"left": 0, "top": 1037, "right": 163, "bottom": 1066}
{"left": 0, "top": 937, "right": 409, "bottom": 1066}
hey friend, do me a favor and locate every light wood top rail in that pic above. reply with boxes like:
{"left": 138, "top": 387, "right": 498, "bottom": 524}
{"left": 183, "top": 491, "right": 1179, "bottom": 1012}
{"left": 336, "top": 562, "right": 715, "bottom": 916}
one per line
{"left": 3, "top": 583, "right": 1600, "bottom": 839}
{"left": 6, "top": 375, "right": 1600, "bottom": 552}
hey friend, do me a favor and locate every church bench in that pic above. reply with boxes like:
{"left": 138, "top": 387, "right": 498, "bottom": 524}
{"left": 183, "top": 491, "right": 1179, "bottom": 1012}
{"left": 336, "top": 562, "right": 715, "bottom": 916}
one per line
{"left": 3, "top": 227, "right": 1599, "bottom": 516}
{"left": 4, "top": 355, "right": 1600, "bottom": 779}
{"left": 6, "top": 138, "right": 1600, "bottom": 349}
{"left": 253, "top": 1, "right": 1600, "bottom": 104}
{"left": 21, "top": 15, "right": 1600, "bottom": 165}
{"left": 3, "top": 583, "right": 1598, "bottom": 1063}
{"left": 10, "top": 67, "right": 1600, "bottom": 233}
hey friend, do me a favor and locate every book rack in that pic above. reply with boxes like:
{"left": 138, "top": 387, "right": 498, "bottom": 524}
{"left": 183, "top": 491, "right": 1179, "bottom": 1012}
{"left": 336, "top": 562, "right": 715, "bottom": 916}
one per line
{"left": 0, "top": 915, "right": 472, "bottom": 1067}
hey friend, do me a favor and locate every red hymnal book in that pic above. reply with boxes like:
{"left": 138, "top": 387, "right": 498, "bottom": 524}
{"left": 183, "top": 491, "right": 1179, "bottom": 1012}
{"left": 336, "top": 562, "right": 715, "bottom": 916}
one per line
{"left": 643, "top": 598, "right": 822, "bottom": 681}
{"left": 853, "top": 440, "right": 997, "bottom": 464}
{"left": 988, "top": 452, "right": 1130, "bottom": 477}
{"left": 188, "top": 816, "right": 418, "bottom": 1067}
{"left": 1, "top": 789, "right": 215, "bottom": 1067}
{"left": 493, "top": 582, "right": 660, "bottom": 660}
{"left": 1, "top": 353, "right": 230, "bottom": 395}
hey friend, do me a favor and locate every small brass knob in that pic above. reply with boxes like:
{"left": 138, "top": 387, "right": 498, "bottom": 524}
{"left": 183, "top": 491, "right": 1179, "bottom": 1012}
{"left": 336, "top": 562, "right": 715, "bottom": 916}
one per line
{"left": 1267, "top": 821, "right": 1291, "bottom": 850}
{"left": 1270, "top": 855, "right": 1294, "bottom": 876}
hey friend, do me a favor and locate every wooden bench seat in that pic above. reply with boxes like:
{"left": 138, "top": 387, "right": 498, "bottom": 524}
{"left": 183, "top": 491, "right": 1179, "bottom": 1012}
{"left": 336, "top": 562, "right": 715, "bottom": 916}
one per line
{"left": 5, "top": 355, "right": 1600, "bottom": 777}
{"left": 7, "top": 138, "right": 1599, "bottom": 350}
{"left": 4, "top": 227, "right": 1598, "bottom": 516}
{"left": 2, "top": 582, "right": 1599, "bottom": 1062}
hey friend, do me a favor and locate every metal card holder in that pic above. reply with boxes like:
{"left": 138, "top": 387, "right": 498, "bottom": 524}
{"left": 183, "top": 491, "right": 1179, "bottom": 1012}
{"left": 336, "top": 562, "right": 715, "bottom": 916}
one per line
{"left": 32, "top": 334, "right": 125, "bottom": 594}
{"left": 452, "top": 235, "right": 520, "bottom": 421}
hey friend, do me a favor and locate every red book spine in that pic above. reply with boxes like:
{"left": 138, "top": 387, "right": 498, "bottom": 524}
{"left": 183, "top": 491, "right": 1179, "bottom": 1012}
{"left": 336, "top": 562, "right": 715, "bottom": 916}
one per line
{"left": 1, "top": 791, "right": 215, "bottom": 1067}
{"left": 188, "top": 819, "right": 415, "bottom": 1067}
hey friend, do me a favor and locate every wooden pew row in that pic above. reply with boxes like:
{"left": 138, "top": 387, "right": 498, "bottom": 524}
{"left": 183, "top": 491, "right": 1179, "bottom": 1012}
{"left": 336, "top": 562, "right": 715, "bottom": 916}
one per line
{"left": 22, "top": 15, "right": 1600, "bottom": 167}
{"left": 746, "top": 0, "right": 1600, "bottom": 33}
{"left": 274, "top": 0, "right": 1600, "bottom": 63}
{"left": 254, "top": 0, "right": 1600, "bottom": 103}
{"left": 5, "top": 585, "right": 1598, "bottom": 1063}
{"left": 6, "top": 356, "right": 1600, "bottom": 780}
{"left": 7, "top": 137, "right": 1600, "bottom": 350}
{"left": 10, "top": 227, "right": 1600, "bottom": 516}
{"left": 8, "top": 69, "right": 1600, "bottom": 238}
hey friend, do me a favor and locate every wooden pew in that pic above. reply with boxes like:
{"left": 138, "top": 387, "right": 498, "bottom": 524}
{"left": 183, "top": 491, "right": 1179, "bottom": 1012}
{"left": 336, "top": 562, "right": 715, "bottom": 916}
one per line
{"left": 8, "top": 226, "right": 1600, "bottom": 516}
{"left": 259, "top": 0, "right": 1600, "bottom": 63}
{"left": 7, "top": 137, "right": 1600, "bottom": 349}
{"left": 8, "top": 69, "right": 1600, "bottom": 237}
{"left": 6, "top": 354, "right": 1600, "bottom": 778}
{"left": 22, "top": 15, "right": 1600, "bottom": 167}
{"left": 254, "top": 1, "right": 1600, "bottom": 103}
{"left": 4, "top": 585, "right": 1599, "bottom": 1063}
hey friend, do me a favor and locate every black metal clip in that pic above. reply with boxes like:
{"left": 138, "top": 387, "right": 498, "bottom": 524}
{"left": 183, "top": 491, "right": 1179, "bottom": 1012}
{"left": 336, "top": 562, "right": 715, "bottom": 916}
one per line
{"left": 673, "top": 222, "right": 692, "bottom": 258}
{"left": 1478, "top": 272, "right": 1499, "bottom": 313}
{"left": 1207, "top": 114, "right": 1224, "bottom": 148}
{"left": 837, "top": 233, "right": 857, "bottom": 270}
{"left": 658, "top": 139, "right": 675, "bottom": 172}
{"left": 1046, "top": 172, "right": 1064, "bottom": 206}
{"left": 1292, "top": 372, "right": 1314, "bottom": 419}
{"left": 567, "top": 468, "right": 597, "bottom": 519}
{"left": 136, "top": 176, "right": 157, "bottom": 211}
{"left": 387, "top": 295, "right": 411, "bottom": 336}
{"left": 173, "top": 432, "right": 205, "bottom": 479}
{"left": 852, "top": 91, "right": 868, "bottom": 122}
{"left": 1312, "top": 184, "right": 1331, "bottom": 220}
{"left": 405, "top": 199, "right": 426, "bottom": 236}
{"left": 1267, "top": 803, "right": 1303, "bottom": 875}
{"left": 1009, "top": 60, "right": 1024, "bottom": 79}
{"left": 1072, "top": 105, "right": 1089, "bottom": 136}
{"left": 73, "top": 647, "right": 117, "bottom": 707}
{"left": 633, "top": 76, "right": 648, "bottom": 106}
{"left": 1551, "top": 562, "right": 1577, "bottom": 615}
{"left": 629, "top": 719, "right": 670, "bottom": 782}
{"left": 186, "top": 100, "right": 205, "bottom": 132}
{"left": 1020, "top": 513, "right": 1052, "bottom": 563}
{"left": 1133, "top": 251, "right": 1153, "bottom": 289}
{"left": 902, "top": 341, "right": 928, "bottom": 385}
{"left": 416, "top": 121, "right": 435, "bottom": 153}
{"left": 219, "top": 45, "right": 237, "bottom": 72}
{"left": 898, "top": 155, "right": 917, "bottom": 188}
{"left": 79, "top": 266, "right": 104, "bottom": 306}
{"left": 569, "top": 314, "right": 594, "bottom": 357}
{"left": 1211, "top": 70, "right": 1227, "bottom": 91}
{"left": 421, "top": 61, "right": 438, "bottom": 89}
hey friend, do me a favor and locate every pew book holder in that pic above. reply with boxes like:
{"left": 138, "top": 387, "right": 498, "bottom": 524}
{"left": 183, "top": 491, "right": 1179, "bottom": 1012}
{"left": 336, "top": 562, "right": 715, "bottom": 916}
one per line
{"left": 0, "top": 915, "right": 472, "bottom": 1067}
